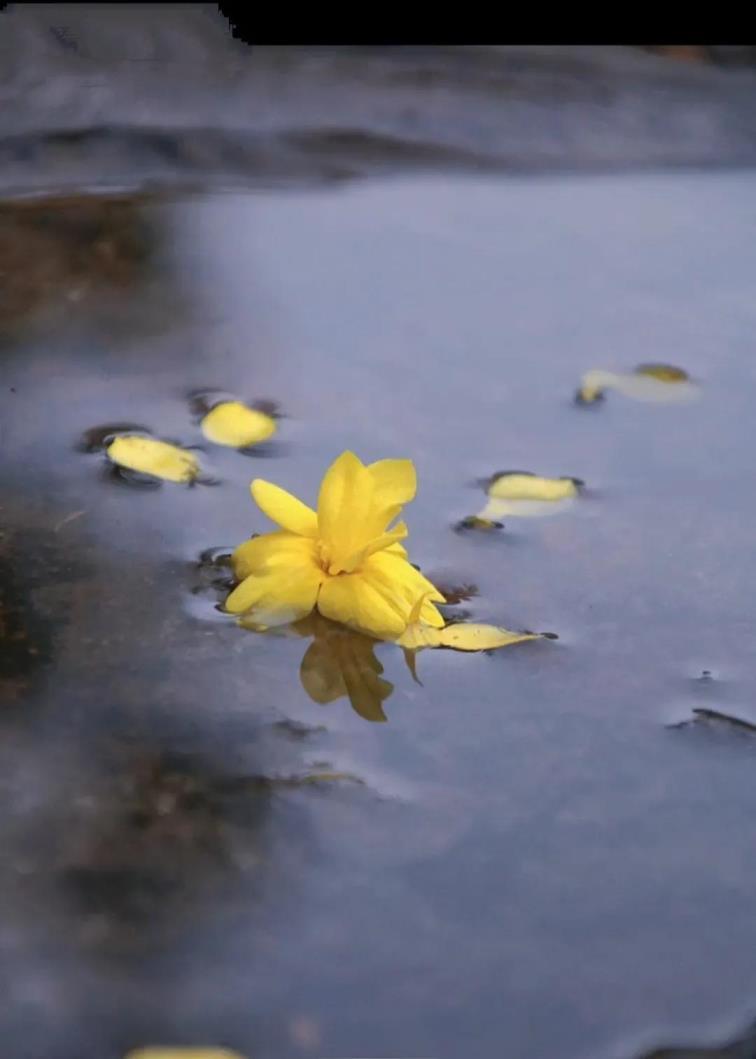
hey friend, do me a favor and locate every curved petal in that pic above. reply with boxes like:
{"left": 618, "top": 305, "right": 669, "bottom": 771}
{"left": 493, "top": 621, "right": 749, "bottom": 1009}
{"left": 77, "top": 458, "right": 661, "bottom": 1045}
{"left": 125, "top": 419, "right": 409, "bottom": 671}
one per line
{"left": 251, "top": 479, "right": 318, "bottom": 537}
{"left": 225, "top": 538, "right": 323, "bottom": 625}
{"left": 364, "top": 551, "right": 446, "bottom": 616}
{"left": 232, "top": 530, "right": 313, "bottom": 580}
{"left": 317, "top": 451, "right": 378, "bottom": 573}
{"left": 318, "top": 572, "right": 408, "bottom": 640}
{"left": 342, "top": 521, "right": 409, "bottom": 571}
{"left": 419, "top": 598, "right": 446, "bottom": 628}
{"left": 368, "top": 459, "right": 417, "bottom": 506}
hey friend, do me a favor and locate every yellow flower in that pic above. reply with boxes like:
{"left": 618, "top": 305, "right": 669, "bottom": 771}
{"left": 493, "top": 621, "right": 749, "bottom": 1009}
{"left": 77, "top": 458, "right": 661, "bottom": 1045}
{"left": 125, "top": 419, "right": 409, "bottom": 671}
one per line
{"left": 225, "top": 451, "right": 445, "bottom": 640}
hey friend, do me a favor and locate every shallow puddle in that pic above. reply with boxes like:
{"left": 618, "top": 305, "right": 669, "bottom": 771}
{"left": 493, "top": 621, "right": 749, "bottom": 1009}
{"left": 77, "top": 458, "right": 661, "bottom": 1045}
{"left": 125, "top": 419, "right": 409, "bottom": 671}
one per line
{"left": 3, "top": 171, "right": 756, "bottom": 1059}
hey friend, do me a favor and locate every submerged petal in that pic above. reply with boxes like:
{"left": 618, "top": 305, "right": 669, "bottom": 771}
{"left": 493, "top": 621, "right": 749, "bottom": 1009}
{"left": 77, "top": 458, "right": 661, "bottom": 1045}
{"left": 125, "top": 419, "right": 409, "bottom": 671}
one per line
{"left": 251, "top": 479, "right": 318, "bottom": 537}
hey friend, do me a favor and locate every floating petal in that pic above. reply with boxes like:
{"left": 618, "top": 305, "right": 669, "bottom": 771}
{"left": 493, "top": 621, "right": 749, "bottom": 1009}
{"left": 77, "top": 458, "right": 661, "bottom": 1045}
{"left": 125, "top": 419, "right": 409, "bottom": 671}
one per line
{"left": 487, "top": 472, "right": 581, "bottom": 502}
{"left": 201, "top": 400, "right": 277, "bottom": 448}
{"left": 436, "top": 624, "right": 543, "bottom": 651}
{"left": 576, "top": 365, "right": 699, "bottom": 404}
{"left": 106, "top": 435, "right": 199, "bottom": 483}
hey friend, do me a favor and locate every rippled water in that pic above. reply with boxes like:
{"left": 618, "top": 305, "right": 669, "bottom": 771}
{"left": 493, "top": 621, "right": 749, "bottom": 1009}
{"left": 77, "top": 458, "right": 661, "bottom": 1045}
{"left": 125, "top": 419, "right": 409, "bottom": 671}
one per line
{"left": 4, "top": 30, "right": 756, "bottom": 1059}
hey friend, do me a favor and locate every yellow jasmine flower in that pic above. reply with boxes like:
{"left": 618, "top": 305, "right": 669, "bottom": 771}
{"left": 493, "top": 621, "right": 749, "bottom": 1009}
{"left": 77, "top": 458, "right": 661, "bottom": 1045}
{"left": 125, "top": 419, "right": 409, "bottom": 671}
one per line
{"left": 225, "top": 451, "right": 445, "bottom": 640}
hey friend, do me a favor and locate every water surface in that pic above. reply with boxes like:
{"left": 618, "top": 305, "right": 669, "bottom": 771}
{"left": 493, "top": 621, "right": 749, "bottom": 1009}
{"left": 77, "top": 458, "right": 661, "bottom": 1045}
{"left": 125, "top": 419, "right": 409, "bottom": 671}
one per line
{"left": 3, "top": 171, "right": 756, "bottom": 1059}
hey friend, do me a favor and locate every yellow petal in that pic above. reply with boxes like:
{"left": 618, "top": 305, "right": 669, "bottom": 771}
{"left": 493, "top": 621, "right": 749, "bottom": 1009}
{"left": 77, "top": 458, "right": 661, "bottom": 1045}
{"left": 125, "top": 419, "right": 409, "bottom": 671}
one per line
{"left": 397, "top": 620, "right": 543, "bottom": 652}
{"left": 231, "top": 530, "right": 311, "bottom": 580}
{"left": 396, "top": 621, "right": 443, "bottom": 650}
{"left": 420, "top": 597, "right": 446, "bottom": 627}
{"left": 317, "top": 451, "right": 378, "bottom": 573}
{"left": 437, "top": 624, "right": 542, "bottom": 651}
{"left": 365, "top": 550, "right": 446, "bottom": 616}
{"left": 201, "top": 401, "right": 277, "bottom": 448}
{"left": 344, "top": 521, "right": 409, "bottom": 569}
{"left": 487, "top": 473, "right": 580, "bottom": 502}
{"left": 635, "top": 363, "right": 690, "bottom": 382}
{"left": 576, "top": 367, "right": 699, "bottom": 405}
{"left": 367, "top": 458, "right": 417, "bottom": 506}
{"left": 225, "top": 537, "right": 323, "bottom": 624}
{"left": 106, "top": 436, "right": 199, "bottom": 483}
{"left": 318, "top": 571, "right": 408, "bottom": 640}
{"left": 125, "top": 1051, "right": 246, "bottom": 1059}
{"left": 251, "top": 479, "right": 318, "bottom": 537}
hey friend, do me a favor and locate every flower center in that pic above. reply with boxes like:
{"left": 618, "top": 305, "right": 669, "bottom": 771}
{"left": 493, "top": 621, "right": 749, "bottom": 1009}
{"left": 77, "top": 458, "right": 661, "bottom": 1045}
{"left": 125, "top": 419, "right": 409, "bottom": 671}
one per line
{"left": 316, "top": 538, "right": 361, "bottom": 577}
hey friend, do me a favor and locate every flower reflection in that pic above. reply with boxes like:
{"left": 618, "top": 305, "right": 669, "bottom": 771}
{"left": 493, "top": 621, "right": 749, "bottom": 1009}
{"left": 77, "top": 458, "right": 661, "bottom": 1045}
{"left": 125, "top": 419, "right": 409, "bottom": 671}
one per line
{"left": 241, "top": 611, "right": 394, "bottom": 723}
{"left": 295, "top": 613, "right": 393, "bottom": 723}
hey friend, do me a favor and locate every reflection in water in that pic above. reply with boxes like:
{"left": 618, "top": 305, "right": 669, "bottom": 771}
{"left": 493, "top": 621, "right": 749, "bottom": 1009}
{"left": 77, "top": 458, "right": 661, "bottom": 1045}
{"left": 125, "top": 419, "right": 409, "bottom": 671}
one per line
{"left": 0, "top": 526, "right": 87, "bottom": 708}
{"left": 59, "top": 747, "right": 275, "bottom": 944}
{"left": 265, "top": 612, "right": 394, "bottom": 723}
{"left": 0, "top": 194, "right": 158, "bottom": 343}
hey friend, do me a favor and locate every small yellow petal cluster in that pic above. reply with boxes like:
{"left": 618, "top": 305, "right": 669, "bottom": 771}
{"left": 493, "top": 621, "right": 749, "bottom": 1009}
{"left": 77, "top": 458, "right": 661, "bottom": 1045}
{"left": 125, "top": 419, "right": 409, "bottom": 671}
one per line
{"left": 225, "top": 451, "right": 445, "bottom": 640}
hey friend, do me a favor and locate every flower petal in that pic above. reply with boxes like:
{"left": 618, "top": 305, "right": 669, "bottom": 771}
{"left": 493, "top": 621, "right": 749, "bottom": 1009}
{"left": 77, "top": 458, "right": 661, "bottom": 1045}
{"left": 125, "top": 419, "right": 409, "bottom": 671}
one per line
{"left": 106, "top": 435, "right": 199, "bottom": 483}
{"left": 318, "top": 571, "right": 408, "bottom": 640}
{"left": 368, "top": 458, "right": 417, "bottom": 506}
{"left": 317, "top": 451, "right": 378, "bottom": 573}
{"left": 201, "top": 401, "right": 277, "bottom": 448}
{"left": 225, "top": 537, "right": 323, "bottom": 624}
{"left": 231, "top": 530, "right": 311, "bottom": 580}
{"left": 343, "top": 521, "right": 409, "bottom": 570}
{"left": 364, "top": 551, "right": 446, "bottom": 622}
{"left": 251, "top": 479, "right": 318, "bottom": 537}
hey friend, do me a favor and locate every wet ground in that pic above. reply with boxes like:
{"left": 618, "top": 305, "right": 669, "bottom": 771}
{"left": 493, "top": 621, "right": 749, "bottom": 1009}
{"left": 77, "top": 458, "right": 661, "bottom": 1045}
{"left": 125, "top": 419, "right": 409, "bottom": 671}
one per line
{"left": 3, "top": 22, "right": 756, "bottom": 1059}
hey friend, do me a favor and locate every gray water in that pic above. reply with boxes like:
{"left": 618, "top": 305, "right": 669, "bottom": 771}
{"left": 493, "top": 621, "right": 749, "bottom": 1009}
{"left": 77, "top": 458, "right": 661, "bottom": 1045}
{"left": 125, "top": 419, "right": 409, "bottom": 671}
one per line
{"left": 3, "top": 22, "right": 756, "bottom": 1059}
